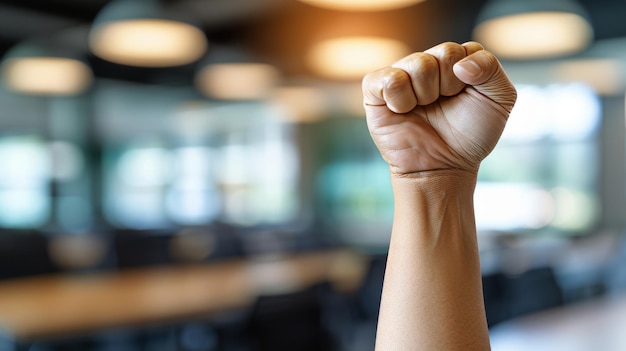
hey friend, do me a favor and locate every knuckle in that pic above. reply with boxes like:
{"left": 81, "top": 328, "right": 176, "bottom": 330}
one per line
{"left": 383, "top": 68, "right": 410, "bottom": 92}
{"left": 361, "top": 71, "right": 376, "bottom": 89}
{"left": 437, "top": 43, "right": 466, "bottom": 66}
{"left": 406, "top": 53, "right": 438, "bottom": 81}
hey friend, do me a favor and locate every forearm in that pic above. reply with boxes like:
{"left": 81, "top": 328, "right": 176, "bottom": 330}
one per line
{"left": 375, "top": 170, "right": 490, "bottom": 351}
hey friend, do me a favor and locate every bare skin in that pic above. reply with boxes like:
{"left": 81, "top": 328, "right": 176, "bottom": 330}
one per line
{"left": 362, "top": 41, "right": 517, "bottom": 350}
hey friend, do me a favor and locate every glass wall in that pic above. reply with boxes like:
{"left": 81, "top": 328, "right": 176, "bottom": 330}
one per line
{"left": 0, "top": 134, "right": 50, "bottom": 228}
{"left": 476, "top": 83, "right": 602, "bottom": 235}
{"left": 0, "top": 81, "right": 608, "bottom": 242}
{"left": 96, "top": 81, "right": 300, "bottom": 230}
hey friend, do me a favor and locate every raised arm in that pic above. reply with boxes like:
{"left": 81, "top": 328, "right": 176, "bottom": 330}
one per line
{"left": 362, "top": 42, "right": 517, "bottom": 350}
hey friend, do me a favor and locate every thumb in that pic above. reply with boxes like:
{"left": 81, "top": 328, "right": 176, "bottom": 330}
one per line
{"left": 453, "top": 50, "right": 517, "bottom": 113}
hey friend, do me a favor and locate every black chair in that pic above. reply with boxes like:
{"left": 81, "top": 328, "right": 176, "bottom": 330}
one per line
{"left": 337, "top": 254, "right": 387, "bottom": 351}
{"left": 0, "top": 230, "right": 61, "bottom": 280}
{"left": 506, "top": 267, "right": 564, "bottom": 318}
{"left": 112, "top": 229, "right": 175, "bottom": 268}
{"left": 353, "top": 254, "right": 386, "bottom": 322}
{"left": 483, "top": 266, "right": 564, "bottom": 328}
{"left": 482, "top": 272, "right": 510, "bottom": 327}
{"left": 245, "top": 284, "right": 333, "bottom": 351}
{"left": 112, "top": 224, "right": 245, "bottom": 269}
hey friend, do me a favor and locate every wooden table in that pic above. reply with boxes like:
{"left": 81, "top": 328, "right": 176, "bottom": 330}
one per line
{"left": 0, "top": 249, "right": 367, "bottom": 343}
{"left": 489, "top": 293, "right": 626, "bottom": 351}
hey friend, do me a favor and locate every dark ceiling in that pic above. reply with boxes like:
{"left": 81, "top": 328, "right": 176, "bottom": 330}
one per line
{"left": 1, "top": 0, "right": 626, "bottom": 85}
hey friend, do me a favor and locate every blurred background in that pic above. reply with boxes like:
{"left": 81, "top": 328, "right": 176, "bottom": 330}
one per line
{"left": 0, "top": 0, "right": 625, "bottom": 350}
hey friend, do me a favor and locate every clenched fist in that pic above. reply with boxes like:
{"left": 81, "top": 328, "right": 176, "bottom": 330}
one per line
{"left": 362, "top": 41, "right": 517, "bottom": 177}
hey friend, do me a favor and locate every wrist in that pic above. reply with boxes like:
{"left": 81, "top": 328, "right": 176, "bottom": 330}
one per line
{"left": 390, "top": 169, "right": 478, "bottom": 237}
{"left": 390, "top": 169, "right": 477, "bottom": 198}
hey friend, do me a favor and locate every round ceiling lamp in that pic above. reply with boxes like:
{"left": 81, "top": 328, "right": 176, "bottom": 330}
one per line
{"left": 473, "top": 0, "right": 593, "bottom": 60}
{"left": 195, "top": 47, "right": 281, "bottom": 100}
{"left": 554, "top": 58, "right": 624, "bottom": 95}
{"left": 89, "top": 0, "right": 208, "bottom": 67}
{"left": 297, "top": 0, "right": 426, "bottom": 11}
{"left": 1, "top": 34, "right": 93, "bottom": 96}
{"left": 270, "top": 86, "right": 328, "bottom": 123}
{"left": 307, "top": 36, "right": 410, "bottom": 80}
{"left": 196, "top": 63, "right": 280, "bottom": 100}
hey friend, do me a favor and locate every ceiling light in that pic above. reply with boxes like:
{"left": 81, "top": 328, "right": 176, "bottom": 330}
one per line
{"left": 196, "top": 63, "right": 280, "bottom": 100}
{"left": 297, "top": 0, "right": 425, "bottom": 11}
{"left": 89, "top": 0, "right": 208, "bottom": 67}
{"left": 473, "top": 0, "right": 593, "bottom": 60}
{"left": 1, "top": 36, "right": 93, "bottom": 96}
{"left": 270, "top": 86, "right": 328, "bottom": 123}
{"left": 2, "top": 57, "right": 92, "bottom": 96}
{"left": 554, "top": 59, "right": 624, "bottom": 95}
{"left": 307, "top": 36, "right": 410, "bottom": 80}
{"left": 195, "top": 46, "right": 281, "bottom": 100}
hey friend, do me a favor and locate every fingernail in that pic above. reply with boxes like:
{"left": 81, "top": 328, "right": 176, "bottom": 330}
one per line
{"left": 455, "top": 59, "right": 482, "bottom": 77}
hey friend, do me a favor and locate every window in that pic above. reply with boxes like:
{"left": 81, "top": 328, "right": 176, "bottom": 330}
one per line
{"left": 0, "top": 135, "right": 50, "bottom": 228}
{"left": 314, "top": 118, "right": 394, "bottom": 246}
{"left": 101, "top": 97, "right": 299, "bottom": 229}
{"left": 476, "top": 83, "right": 602, "bottom": 234}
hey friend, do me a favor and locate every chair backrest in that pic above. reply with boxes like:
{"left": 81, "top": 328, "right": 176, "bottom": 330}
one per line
{"left": 0, "top": 231, "right": 60, "bottom": 280}
{"left": 246, "top": 284, "right": 333, "bottom": 351}
{"left": 354, "top": 254, "right": 387, "bottom": 321}
{"left": 483, "top": 266, "right": 564, "bottom": 328}
{"left": 506, "top": 267, "right": 564, "bottom": 318}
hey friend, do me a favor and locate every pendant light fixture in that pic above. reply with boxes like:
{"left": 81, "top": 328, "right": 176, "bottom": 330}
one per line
{"left": 195, "top": 47, "right": 280, "bottom": 101}
{"left": 1, "top": 28, "right": 93, "bottom": 96}
{"left": 306, "top": 36, "right": 410, "bottom": 80}
{"left": 473, "top": 0, "right": 593, "bottom": 60}
{"left": 297, "top": 0, "right": 426, "bottom": 11}
{"left": 89, "top": 0, "right": 208, "bottom": 67}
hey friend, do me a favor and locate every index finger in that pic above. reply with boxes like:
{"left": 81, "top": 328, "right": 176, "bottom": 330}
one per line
{"left": 362, "top": 66, "right": 418, "bottom": 114}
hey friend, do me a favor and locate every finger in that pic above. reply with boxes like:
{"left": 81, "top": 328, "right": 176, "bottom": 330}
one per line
{"left": 462, "top": 41, "right": 484, "bottom": 56}
{"left": 424, "top": 42, "right": 467, "bottom": 96}
{"left": 362, "top": 66, "right": 418, "bottom": 113}
{"left": 453, "top": 49, "right": 517, "bottom": 112}
{"left": 391, "top": 52, "right": 439, "bottom": 106}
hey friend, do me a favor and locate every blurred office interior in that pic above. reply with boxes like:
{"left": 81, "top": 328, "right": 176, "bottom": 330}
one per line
{"left": 0, "top": 0, "right": 626, "bottom": 350}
